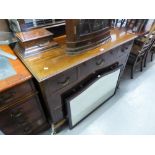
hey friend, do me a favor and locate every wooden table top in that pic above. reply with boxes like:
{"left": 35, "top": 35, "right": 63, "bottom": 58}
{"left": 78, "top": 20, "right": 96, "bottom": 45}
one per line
{"left": 0, "top": 45, "right": 31, "bottom": 92}
{"left": 15, "top": 28, "right": 138, "bottom": 82}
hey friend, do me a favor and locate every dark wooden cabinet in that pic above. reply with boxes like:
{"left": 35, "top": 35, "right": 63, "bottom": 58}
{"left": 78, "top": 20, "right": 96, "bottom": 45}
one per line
{"left": 0, "top": 80, "right": 49, "bottom": 135}
{"left": 0, "top": 93, "right": 47, "bottom": 135}
{"left": 66, "top": 19, "right": 111, "bottom": 53}
{"left": 0, "top": 45, "right": 49, "bottom": 135}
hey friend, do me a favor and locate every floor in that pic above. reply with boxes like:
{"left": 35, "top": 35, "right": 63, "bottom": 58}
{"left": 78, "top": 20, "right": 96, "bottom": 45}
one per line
{"left": 42, "top": 53, "right": 155, "bottom": 135}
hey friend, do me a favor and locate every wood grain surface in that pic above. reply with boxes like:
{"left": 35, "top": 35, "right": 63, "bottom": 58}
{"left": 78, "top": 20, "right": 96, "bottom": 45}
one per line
{"left": 0, "top": 45, "right": 31, "bottom": 92}
{"left": 15, "top": 28, "right": 138, "bottom": 82}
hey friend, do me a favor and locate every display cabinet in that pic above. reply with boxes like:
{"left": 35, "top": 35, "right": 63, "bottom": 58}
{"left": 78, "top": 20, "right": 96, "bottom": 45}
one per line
{"left": 66, "top": 19, "right": 112, "bottom": 53}
{"left": 8, "top": 19, "right": 65, "bottom": 32}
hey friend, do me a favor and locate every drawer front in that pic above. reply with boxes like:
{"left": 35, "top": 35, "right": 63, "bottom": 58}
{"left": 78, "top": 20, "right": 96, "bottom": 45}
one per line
{"left": 45, "top": 68, "right": 77, "bottom": 93}
{"left": 0, "top": 80, "right": 35, "bottom": 108}
{"left": 117, "top": 41, "right": 133, "bottom": 58}
{"left": 94, "top": 50, "right": 115, "bottom": 70}
{"left": 78, "top": 49, "right": 118, "bottom": 79}
{"left": 78, "top": 59, "right": 96, "bottom": 80}
{"left": 0, "top": 95, "right": 47, "bottom": 135}
{"left": 94, "top": 55, "right": 107, "bottom": 70}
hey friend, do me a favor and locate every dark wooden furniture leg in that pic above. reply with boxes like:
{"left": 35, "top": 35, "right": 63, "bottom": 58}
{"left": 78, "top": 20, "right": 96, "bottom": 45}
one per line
{"left": 151, "top": 47, "right": 155, "bottom": 61}
{"left": 151, "top": 52, "right": 154, "bottom": 61}
{"left": 140, "top": 58, "right": 143, "bottom": 72}
{"left": 144, "top": 52, "right": 148, "bottom": 67}
{"left": 130, "top": 57, "right": 141, "bottom": 79}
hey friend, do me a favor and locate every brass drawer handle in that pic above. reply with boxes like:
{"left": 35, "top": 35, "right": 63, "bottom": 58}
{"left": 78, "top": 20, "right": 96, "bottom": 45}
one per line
{"left": 0, "top": 94, "right": 12, "bottom": 101}
{"left": 0, "top": 91, "right": 15, "bottom": 102}
{"left": 110, "top": 51, "right": 114, "bottom": 55}
{"left": 96, "top": 58, "right": 104, "bottom": 66}
{"left": 24, "top": 127, "right": 32, "bottom": 134}
{"left": 58, "top": 77, "right": 70, "bottom": 86}
{"left": 121, "top": 46, "right": 128, "bottom": 52}
{"left": 10, "top": 109, "right": 23, "bottom": 119}
{"left": 20, "top": 121, "right": 29, "bottom": 127}
{"left": 11, "top": 112, "right": 22, "bottom": 118}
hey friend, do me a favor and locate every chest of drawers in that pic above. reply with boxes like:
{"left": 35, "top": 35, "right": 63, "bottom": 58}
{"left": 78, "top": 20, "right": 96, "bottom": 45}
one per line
{"left": 0, "top": 45, "right": 49, "bottom": 134}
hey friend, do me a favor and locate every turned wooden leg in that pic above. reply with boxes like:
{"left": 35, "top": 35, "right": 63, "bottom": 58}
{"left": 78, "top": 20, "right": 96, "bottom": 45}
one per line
{"left": 144, "top": 58, "right": 146, "bottom": 67}
{"left": 144, "top": 53, "right": 148, "bottom": 68}
{"left": 140, "top": 60, "right": 143, "bottom": 72}
{"left": 151, "top": 52, "right": 153, "bottom": 62}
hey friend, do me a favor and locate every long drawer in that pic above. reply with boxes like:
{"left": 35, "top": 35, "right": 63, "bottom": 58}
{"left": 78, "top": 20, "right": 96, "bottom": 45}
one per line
{"left": 0, "top": 80, "right": 35, "bottom": 109}
{"left": 78, "top": 49, "right": 117, "bottom": 79}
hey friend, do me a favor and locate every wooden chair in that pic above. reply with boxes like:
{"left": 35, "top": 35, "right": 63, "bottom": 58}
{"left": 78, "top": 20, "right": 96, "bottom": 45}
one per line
{"left": 132, "top": 33, "right": 155, "bottom": 64}
{"left": 127, "top": 36, "right": 155, "bottom": 79}
{"left": 143, "top": 36, "right": 155, "bottom": 67}
{"left": 146, "top": 33, "right": 155, "bottom": 62}
{"left": 150, "top": 44, "right": 155, "bottom": 61}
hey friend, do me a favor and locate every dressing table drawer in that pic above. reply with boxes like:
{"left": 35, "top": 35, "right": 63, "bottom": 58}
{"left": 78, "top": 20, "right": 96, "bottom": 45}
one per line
{"left": 45, "top": 68, "right": 78, "bottom": 93}
{"left": 78, "top": 59, "right": 96, "bottom": 79}
{"left": 94, "top": 50, "right": 115, "bottom": 70}
{"left": 78, "top": 50, "right": 115, "bottom": 79}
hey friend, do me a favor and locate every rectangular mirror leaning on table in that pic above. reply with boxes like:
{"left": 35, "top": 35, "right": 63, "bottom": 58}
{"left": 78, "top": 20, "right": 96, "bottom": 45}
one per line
{"left": 66, "top": 67, "right": 121, "bottom": 128}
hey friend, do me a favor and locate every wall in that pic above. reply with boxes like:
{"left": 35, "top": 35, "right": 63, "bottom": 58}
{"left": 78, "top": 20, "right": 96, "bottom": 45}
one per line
{"left": 0, "top": 19, "right": 10, "bottom": 32}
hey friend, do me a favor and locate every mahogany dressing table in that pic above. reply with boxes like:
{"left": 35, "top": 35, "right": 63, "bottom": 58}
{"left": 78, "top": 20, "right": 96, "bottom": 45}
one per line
{"left": 13, "top": 28, "right": 139, "bottom": 133}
